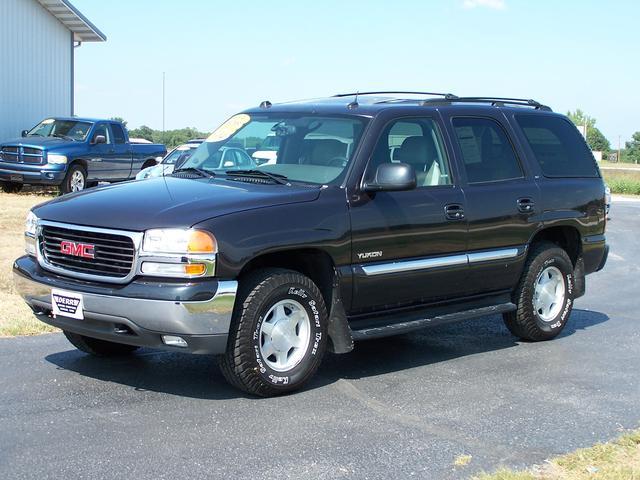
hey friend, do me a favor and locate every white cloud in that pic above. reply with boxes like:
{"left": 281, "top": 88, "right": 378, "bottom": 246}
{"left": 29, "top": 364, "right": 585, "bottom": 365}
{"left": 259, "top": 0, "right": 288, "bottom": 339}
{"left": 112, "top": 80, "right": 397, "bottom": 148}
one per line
{"left": 462, "top": 0, "right": 506, "bottom": 10}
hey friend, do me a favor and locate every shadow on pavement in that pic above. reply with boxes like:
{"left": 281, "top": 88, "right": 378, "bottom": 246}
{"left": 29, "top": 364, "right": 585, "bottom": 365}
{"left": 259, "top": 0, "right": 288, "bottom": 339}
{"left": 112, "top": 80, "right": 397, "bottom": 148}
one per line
{"left": 45, "top": 309, "right": 609, "bottom": 400}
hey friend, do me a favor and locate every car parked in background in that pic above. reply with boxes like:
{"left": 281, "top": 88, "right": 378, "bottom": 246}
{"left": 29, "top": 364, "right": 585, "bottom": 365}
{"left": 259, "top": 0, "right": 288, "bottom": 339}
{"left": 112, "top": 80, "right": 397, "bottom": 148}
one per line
{"left": 0, "top": 118, "right": 166, "bottom": 194}
{"left": 136, "top": 139, "right": 204, "bottom": 180}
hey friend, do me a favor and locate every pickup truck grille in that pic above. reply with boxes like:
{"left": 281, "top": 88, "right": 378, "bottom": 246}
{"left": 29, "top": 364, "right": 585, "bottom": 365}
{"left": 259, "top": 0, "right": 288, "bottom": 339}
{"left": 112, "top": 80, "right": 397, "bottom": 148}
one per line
{"left": 40, "top": 225, "right": 136, "bottom": 279}
{"left": 0, "top": 145, "right": 44, "bottom": 163}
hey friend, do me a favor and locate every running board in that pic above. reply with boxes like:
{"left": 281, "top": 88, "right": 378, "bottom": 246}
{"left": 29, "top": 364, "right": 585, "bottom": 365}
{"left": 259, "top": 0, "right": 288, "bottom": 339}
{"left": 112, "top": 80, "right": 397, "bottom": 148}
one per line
{"left": 350, "top": 303, "right": 516, "bottom": 340}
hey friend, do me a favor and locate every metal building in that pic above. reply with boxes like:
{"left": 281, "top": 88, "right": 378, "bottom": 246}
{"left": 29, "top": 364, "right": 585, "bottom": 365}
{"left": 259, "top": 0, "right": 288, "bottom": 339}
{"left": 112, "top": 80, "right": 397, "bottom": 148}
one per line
{"left": 0, "top": 0, "right": 105, "bottom": 142}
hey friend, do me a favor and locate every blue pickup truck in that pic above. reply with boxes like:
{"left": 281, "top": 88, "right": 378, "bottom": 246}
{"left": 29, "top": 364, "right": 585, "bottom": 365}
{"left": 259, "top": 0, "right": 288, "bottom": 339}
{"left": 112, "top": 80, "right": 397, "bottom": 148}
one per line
{"left": 0, "top": 117, "right": 166, "bottom": 194}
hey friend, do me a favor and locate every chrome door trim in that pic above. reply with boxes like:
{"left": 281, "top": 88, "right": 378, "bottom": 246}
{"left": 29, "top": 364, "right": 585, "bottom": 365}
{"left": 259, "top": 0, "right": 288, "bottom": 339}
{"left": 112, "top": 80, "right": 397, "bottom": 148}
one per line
{"left": 360, "top": 247, "right": 522, "bottom": 276}
{"left": 468, "top": 247, "right": 519, "bottom": 264}
{"left": 362, "top": 254, "right": 468, "bottom": 276}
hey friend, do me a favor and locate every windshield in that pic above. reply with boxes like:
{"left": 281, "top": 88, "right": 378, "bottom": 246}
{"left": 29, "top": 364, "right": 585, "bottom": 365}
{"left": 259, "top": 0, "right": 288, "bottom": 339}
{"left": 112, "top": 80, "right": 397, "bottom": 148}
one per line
{"left": 163, "top": 145, "right": 199, "bottom": 165}
{"left": 27, "top": 119, "right": 92, "bottom": 141}
{"left": 179, "top": 114, "right": 367, "bottom": 185}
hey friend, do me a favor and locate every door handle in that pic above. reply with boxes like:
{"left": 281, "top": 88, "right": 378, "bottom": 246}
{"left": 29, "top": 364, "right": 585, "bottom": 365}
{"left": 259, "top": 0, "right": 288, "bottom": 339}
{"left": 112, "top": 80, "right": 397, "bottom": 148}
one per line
{"left": 517, "top": 197, "right": 535, "bottom": 213}
{"left": 444, "top": 203, "right": 465, "bottom": 221}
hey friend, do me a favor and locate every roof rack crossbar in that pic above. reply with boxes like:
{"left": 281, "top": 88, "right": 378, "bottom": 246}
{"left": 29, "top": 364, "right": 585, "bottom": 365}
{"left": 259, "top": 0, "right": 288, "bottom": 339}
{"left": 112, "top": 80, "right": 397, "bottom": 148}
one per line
{"left": 422, "top": 96, "right": 552, "bottom": 111}
{"left": 333, "top": 91, "right": 457, "bottom": 98}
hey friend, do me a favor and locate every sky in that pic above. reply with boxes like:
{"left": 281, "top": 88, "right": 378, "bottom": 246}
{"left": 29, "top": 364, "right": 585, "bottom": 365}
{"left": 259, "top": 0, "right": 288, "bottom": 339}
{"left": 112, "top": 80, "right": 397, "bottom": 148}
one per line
{"left": 72, "top": 0, "right": 639, "bottom": 146}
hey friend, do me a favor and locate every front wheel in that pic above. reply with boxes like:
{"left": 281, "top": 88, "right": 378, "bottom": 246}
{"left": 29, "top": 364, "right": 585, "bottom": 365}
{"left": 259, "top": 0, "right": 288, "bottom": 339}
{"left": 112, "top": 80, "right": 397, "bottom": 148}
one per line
{"left": 219, "top": 269, "right": 328, "bottom": 396}
{"left": 59, "top": 164, "right": 87, "bottom": 194}
{"left": 503, "top": 242, "right": 575, "bottom": 341}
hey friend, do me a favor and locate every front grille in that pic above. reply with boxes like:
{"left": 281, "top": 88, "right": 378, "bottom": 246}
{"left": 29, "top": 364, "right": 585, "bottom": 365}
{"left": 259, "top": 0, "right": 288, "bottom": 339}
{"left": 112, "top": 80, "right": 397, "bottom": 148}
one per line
{"left": 0, "top": 145, "right": 44, "bottom": 163}
{"left": 40, "top": 225, "right": 136, "bottom": 279}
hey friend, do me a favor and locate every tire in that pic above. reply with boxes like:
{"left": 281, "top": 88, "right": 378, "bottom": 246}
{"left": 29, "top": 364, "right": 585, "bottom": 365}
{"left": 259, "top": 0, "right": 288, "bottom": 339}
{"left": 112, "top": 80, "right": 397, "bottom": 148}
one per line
{"left": 1, "top": 182, "right": 23, "bottom": 194}
{"left": 64, "top": 331, "right": 139, "bottom": 356}
{"left": 219, "top": 268, "right": 328, "bottom": 397}
{"left": 503, "top": 241, "right": 575, "bottom": 341}
{"left": 59, "top": 164, "right": 87, "bottom": 194}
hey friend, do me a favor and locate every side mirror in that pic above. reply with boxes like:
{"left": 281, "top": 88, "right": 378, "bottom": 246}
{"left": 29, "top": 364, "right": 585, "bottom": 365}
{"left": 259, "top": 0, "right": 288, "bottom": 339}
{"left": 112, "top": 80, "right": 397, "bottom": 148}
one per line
{"left": 21, "top": 130, "right": 29, "bottom": 137}
{"left": 363, "top": 163, "right": 417, "bottom": 192}
{"left": 92, "top": 135, "right": 106, "bottom": 145}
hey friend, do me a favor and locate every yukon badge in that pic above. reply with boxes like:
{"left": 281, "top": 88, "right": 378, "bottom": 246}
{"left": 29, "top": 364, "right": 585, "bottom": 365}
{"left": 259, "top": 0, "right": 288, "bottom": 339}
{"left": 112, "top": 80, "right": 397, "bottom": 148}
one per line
{"left": 357, "top": 251, "right": 383, "bottom": 260}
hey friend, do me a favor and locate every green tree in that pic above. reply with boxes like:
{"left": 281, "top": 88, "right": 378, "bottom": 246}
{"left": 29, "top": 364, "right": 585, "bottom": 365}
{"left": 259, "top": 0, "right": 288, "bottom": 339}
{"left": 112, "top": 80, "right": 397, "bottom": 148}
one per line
{"left": 128, "top": 125, "right": 154, "bottom": 142}
{"left": 625, "top": 132, "right": 640, "bottom": 164}
{"left": 109, "top": 117, "right": 128, "bottom": 129}
{"left": 566, "top": 109, "right": 611, "bottom": 153}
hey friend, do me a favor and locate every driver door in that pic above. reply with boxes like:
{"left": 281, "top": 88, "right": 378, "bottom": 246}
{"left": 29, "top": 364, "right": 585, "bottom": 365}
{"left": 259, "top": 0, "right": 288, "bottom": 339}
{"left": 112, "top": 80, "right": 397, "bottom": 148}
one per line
{"left": 88, "top": 123, "right": 117, "bottom": 180}
{"left": 348, "top": 115, "right": 470, "bottom": 312}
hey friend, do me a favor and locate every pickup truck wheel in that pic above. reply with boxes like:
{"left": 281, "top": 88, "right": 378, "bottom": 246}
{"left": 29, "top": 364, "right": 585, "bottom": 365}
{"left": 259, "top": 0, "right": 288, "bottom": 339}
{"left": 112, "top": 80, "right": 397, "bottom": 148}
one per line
{"left": 63, "top": 331, "right": 139, "bottom": 356}
{"left": 219, "top": 269, "right": 328, "bottom": 397}
{"left": 1, "top": 182, "right": 23, "bottom": 193}
{"left": 60, "top": 165, "right": 86, "bottom": 194}
{"left": 503, "top": 242, "right": 575, "bottom": 341}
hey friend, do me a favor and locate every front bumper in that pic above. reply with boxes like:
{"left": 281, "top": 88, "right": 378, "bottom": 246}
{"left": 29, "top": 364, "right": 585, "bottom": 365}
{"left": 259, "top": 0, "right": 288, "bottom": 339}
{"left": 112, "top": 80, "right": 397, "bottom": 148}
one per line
{"left": 13, "top": 255, "right": 237, "bottom": 354}
{"left": 0, "top": 162, "right": 66, "bottom": 185}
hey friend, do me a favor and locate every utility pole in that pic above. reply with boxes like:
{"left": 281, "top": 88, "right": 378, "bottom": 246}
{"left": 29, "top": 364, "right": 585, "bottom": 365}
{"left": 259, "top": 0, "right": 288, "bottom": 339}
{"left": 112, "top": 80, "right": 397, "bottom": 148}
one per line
{"left": 162, "top": 72, "right": 166, "bottom": 144}
{"left": 618, "top": 135, "right": 621, "bottom": 164}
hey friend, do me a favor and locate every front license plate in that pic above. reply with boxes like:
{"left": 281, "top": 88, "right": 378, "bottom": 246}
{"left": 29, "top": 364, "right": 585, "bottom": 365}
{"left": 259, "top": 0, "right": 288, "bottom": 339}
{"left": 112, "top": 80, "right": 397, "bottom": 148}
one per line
{"left": 51, "top": 289, "right": 84, "bottom": 320}
{"left": 9, "top": 174, "right": 23, "bottom": 182}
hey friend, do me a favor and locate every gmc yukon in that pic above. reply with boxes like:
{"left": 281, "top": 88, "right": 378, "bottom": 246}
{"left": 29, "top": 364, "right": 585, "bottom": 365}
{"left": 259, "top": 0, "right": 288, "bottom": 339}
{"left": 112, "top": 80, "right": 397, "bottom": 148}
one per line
{"left": 13, "top": 92, "right": 608, "bottom": 396}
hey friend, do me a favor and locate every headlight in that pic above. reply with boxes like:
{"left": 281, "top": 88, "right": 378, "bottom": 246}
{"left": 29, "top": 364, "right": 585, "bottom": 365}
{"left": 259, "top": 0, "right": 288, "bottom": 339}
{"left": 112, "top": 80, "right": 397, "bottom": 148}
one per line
{"left": 142, "top": 229, "right": 217, "bottom": 254}
{"left": 25, "top": 211, "right": 39, "bottom": 256}
{"left": 141, "top": 229, "right": 217, "bottom": 278}
{"left": 47, "top": 154, "right": 67, "bottom": 164}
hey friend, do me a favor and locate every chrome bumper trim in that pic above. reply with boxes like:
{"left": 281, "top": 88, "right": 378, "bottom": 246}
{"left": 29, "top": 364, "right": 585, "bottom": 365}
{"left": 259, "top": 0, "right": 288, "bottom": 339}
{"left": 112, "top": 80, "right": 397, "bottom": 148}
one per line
{"left": 13, "top": 268, "right": 238, "bottom": 336}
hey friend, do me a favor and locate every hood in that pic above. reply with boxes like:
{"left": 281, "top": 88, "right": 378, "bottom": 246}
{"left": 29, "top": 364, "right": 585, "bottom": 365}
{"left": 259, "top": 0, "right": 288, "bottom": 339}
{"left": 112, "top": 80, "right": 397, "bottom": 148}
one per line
{"left": 0, "top": 137, "right": 75, "bottom": 149}
{"left": 33, "top": 176, "right": 322, "bottom": 231}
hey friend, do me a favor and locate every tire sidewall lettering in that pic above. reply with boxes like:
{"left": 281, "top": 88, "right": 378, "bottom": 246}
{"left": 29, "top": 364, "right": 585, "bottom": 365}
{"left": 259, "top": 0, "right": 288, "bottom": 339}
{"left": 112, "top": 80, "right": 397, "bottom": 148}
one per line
{"left": 251, "top": 284, "right": 326, "bottom": 387}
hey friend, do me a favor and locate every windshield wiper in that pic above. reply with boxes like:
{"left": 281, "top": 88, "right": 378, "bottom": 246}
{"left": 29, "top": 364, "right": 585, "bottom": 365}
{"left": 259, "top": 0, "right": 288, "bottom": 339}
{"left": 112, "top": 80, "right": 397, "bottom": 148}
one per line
{"left": 225, "top": 169, "right": 290, "bottom": 185}
{"left": 52, "top": 133, "right": 76, "bottom": 141}
{"left": 172, "top": 167, "right": 215, "bottom": 178}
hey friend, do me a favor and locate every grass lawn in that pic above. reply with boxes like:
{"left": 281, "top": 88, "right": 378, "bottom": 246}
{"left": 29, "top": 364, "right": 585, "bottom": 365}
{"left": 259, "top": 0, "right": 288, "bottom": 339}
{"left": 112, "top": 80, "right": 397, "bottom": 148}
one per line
{"left": 599, "top": 160, "right": 640, "bottom": 170}
{"left": 602, "top": 169, "right": 640, "bottom": 195}
{"left": 475, "top": 429, "right": 640, "bottom": 479}
{"left": 0, "top": 190, "right": 58, "bottom": 336}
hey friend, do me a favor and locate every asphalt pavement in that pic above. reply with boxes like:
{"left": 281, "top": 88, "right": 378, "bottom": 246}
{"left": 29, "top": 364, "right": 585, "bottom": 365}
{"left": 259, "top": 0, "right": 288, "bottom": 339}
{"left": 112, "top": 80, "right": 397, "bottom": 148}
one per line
{"left": 1, "top": 197, "right": 639, "bottom": 479}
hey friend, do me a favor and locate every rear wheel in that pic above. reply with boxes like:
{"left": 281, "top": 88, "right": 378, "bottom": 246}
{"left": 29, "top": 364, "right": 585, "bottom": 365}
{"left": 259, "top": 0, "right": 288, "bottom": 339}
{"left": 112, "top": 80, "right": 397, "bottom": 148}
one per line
{"left": 219, "top": 269, "right": 328, "bottom": 397}
{"left": 64, "top": 331, "right": 139, "bottom": 356}
{"left": 1, "top": 182, "right": 23, "bottom": 193}
{"left": 60, "top": 164, "right": 86, "bottom": 194}
{"left": 503, "top": 242, "right": 575, "bottom": 341}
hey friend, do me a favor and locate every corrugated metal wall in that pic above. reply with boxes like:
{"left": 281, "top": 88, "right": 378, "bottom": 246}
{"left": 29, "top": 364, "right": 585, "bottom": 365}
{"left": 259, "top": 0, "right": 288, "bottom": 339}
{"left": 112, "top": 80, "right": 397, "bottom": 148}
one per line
{"left": 0, "top": 0, "right": 72, "bottom": 142}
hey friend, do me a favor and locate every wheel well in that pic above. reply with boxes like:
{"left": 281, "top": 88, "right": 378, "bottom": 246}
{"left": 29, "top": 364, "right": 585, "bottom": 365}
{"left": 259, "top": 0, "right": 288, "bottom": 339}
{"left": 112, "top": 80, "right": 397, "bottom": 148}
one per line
{"left": 239, "top": 249, "right": 336, "bottom": 309}
{"left": 69, "top": 158, "right": 87, "bottom": 173}
{"left": 529, "top": 226, "right": 581, "bottom": 265}
{"left": 141, "top": 158, "right": 157, "bottom": 170}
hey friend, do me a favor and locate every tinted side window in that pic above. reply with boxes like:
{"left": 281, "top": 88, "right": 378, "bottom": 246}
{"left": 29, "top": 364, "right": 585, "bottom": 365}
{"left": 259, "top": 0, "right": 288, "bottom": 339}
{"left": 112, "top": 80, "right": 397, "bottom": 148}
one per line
{"left": 453, "top": 117, "right": 522, "bottom": 183}
{"left": 93, "top": 124, "right": 111, "bottom": 144}
{"left": 366, "top": 118, "right": 452, "bottom": 187}
{"left": 516, "top": 115, "right": 599, "bottom": 177}
{"left": 111, "top": 124, "right": 126, "bottom": 144}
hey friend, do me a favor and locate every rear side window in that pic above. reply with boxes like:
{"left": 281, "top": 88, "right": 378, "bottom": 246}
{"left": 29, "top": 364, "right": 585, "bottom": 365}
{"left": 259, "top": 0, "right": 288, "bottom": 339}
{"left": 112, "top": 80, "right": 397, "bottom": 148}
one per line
{"left": 111, "top": 124, "right": 126, "bottom": 144}
{"left": 452, "top": 117, "right": 523, "bottom": 183}
{"left": 516, "top": 115, "right": 599, "bottom": 177}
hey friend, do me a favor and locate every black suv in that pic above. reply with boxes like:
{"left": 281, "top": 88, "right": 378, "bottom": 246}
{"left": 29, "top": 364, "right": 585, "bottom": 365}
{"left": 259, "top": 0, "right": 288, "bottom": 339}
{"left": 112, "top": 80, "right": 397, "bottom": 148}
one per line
{"left": 14, "top": 92, "right": 608, "bottom": 396}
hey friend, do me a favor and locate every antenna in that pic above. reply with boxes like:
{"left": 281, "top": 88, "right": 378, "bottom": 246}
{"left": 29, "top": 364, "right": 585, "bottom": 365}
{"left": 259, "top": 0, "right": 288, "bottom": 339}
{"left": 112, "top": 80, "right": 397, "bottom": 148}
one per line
{"left": 347, "top": 91, "right": 359, "bottom": 110}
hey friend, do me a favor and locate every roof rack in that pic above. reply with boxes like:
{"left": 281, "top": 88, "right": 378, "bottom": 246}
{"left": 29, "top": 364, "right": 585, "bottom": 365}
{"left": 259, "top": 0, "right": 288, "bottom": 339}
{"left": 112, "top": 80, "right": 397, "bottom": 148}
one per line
{"left": 333, "top": 91, "right": 458, "bottom": 99}
{"left": 422, "top": 96, "right": 552, "bottom": 111}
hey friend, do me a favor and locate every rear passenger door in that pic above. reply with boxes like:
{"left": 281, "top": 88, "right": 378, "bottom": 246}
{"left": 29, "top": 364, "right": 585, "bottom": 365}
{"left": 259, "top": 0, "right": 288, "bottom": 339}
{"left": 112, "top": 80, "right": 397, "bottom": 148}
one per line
{"left": 348, "top": 115, "right": 470, "bottom": 312}
{"left": 443, "top": 111, "right": 541, "bottom": 295}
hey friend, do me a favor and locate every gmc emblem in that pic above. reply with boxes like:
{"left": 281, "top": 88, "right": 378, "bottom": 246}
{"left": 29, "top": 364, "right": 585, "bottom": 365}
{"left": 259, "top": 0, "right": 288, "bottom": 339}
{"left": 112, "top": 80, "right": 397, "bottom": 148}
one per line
{"left": 60, "top": 240, "right": 95, "bottom": 259}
